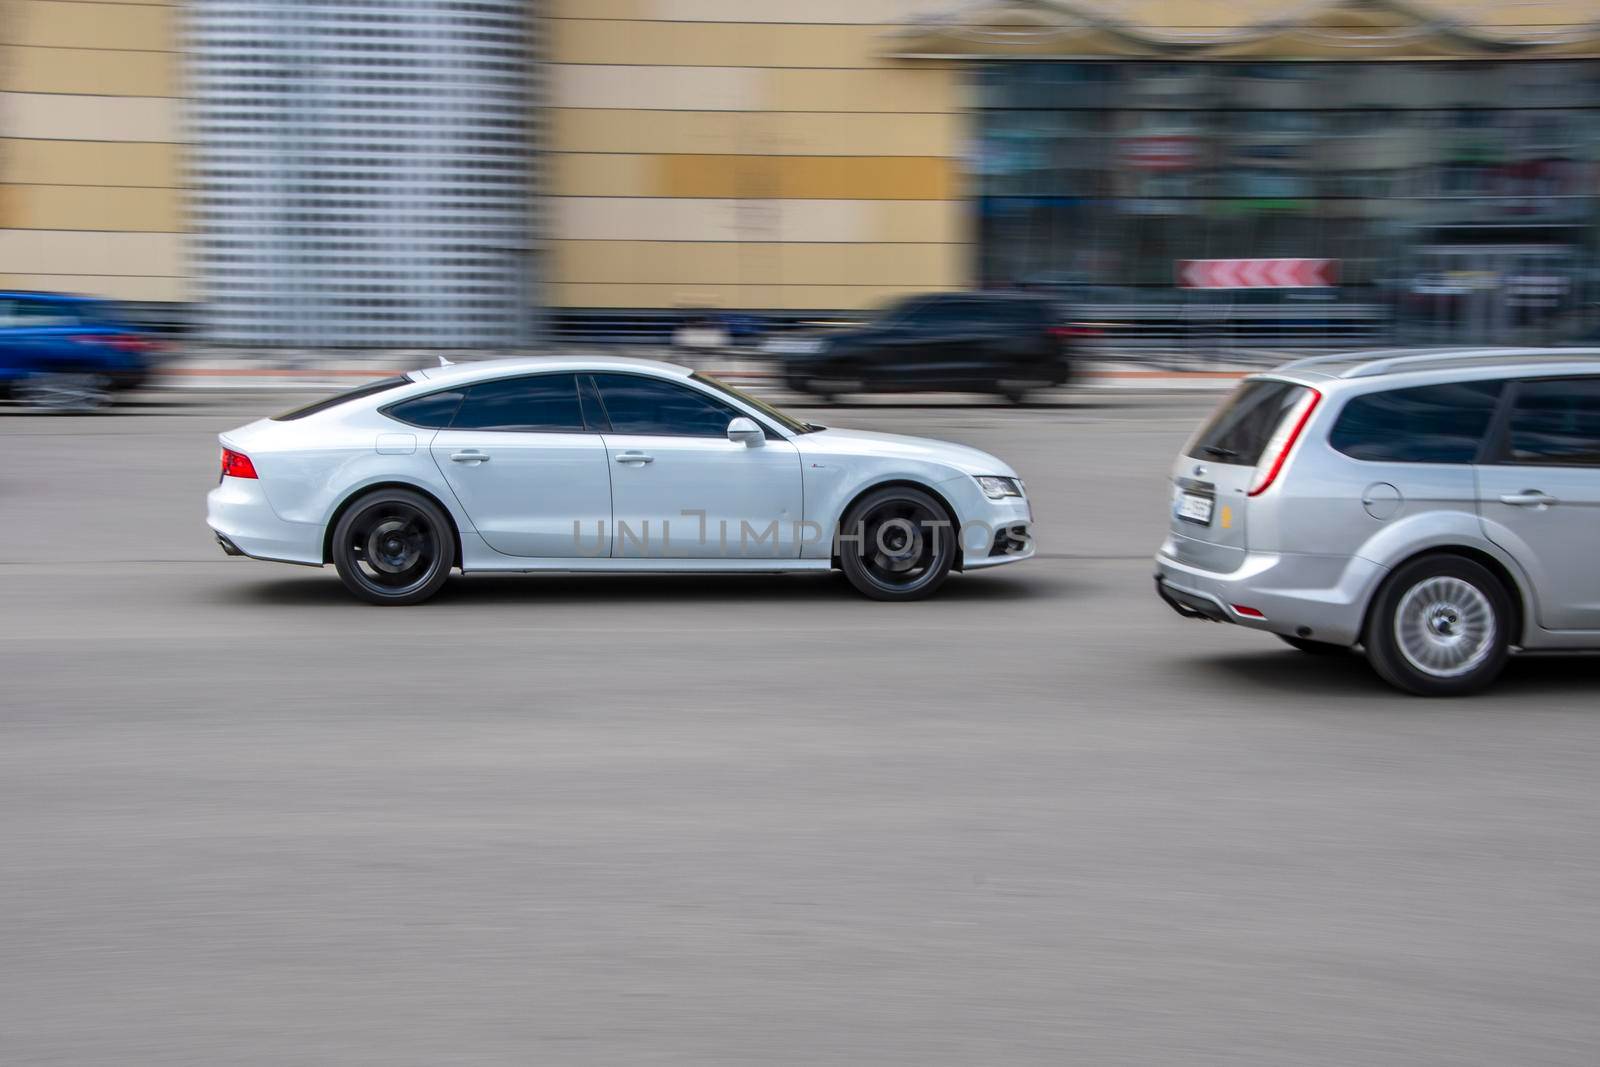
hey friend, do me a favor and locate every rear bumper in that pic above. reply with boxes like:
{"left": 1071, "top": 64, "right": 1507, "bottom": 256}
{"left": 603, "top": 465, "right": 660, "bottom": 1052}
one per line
{"left": 1154, "top": 541, "right": 1384, "bottom": 646}
{"left": 1155, "top": 574, "right": 1230, "bottom": 622}
{"left": 207, "top": 478, "right": 323, "bottom": 565}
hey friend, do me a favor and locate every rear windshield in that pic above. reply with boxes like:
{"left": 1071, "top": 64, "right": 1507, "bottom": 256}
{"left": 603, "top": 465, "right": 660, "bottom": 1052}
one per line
{"left": 271, "top": 376, "right": 410, "bottom": 421}
{"left": 1186, "top": 379, "right": 1310, "bottom": 465}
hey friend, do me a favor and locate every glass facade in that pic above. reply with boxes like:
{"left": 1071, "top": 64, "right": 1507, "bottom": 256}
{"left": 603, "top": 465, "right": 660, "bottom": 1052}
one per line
{"left": 189, "top": 0, "right": 535, "bottom": 348}
{"left": 976, "top": 62, "right": 1600, "bottom": 343}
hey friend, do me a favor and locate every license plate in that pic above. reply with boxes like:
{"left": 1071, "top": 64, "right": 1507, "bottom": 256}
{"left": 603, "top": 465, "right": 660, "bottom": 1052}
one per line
{"left": 1177, "top": 492, "right": 1214, "bottom": 525}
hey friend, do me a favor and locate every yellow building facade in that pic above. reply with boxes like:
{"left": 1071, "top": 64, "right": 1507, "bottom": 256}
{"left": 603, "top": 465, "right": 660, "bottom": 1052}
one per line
{"left": 545, "top": 0, "right": 971, "bottom": 313}
{"left": 4, "top": 0, "right": 1600, "bottom": 333}
{"left": 0, "top": 0, "right": 183, "bottom": 301}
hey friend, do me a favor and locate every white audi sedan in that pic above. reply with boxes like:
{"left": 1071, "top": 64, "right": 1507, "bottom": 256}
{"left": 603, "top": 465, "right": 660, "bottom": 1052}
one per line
{"left": 207, "top": 356, "right": 1034, "bottom": 604}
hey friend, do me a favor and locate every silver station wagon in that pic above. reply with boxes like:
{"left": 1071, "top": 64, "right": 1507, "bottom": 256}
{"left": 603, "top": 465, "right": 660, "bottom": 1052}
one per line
{"left": 1156, "top": 349, "right": 1600, "bottom": 696}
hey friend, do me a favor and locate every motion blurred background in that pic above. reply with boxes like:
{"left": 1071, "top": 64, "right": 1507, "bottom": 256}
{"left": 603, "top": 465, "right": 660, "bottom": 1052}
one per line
{"left": 4, "top": 0, "right": 1600, "bottom": 360}
{"left": 10, "top": 6, "right": 1600, "bottom": 1062}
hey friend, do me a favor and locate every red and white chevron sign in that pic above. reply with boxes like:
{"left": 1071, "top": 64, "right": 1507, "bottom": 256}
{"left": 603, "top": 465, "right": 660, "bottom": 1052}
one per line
{"left": 1177, "top": 258, "right": 1339, "bottom": 289}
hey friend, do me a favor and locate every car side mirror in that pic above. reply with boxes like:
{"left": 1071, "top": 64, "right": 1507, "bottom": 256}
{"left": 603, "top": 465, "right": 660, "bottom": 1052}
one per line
{"left": 727, "top": 417, "right": 764, "bottom": 447}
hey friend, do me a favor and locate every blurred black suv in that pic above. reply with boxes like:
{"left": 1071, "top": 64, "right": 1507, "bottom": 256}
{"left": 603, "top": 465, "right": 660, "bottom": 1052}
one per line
{"left": 768, "top": 292, "right": 1074, "bottom": 403}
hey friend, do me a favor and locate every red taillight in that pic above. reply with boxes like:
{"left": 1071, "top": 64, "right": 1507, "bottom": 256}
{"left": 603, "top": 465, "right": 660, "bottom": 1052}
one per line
{"left": 69, "top": 333, "right": 157, "bottom": 352}
{"left": 221, "top": 448, "right": 258, "bottom": 479}
{"left": 1247, "top": 388, "right": 1321, "bottom": 497}
{"left": 1232, "top": 605, "right": 1266, "bottom": 619}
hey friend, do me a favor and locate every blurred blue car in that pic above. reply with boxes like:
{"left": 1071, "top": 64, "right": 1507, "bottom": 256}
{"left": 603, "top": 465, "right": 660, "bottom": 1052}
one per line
{"left": 0, "top": 291, "right": 165, "bottom": 410}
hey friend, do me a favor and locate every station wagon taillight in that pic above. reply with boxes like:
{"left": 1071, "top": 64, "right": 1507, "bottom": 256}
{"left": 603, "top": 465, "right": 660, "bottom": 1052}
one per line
{"left": 1246, "top": 388, "right": 1321, "bottom": 497}
{"left": 221, "top": 448, "right": 258, "bottom": 479}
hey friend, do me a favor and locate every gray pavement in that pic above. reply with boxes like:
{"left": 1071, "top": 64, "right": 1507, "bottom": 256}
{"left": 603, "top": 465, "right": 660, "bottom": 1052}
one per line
{"left": 3, "top": 392, "right": 1600, "bottom": 1066}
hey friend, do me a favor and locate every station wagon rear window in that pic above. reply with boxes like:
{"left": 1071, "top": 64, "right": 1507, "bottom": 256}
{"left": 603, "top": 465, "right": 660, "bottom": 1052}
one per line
{"left": 1186, "top": 380, "right": 1311, "bottom": 465}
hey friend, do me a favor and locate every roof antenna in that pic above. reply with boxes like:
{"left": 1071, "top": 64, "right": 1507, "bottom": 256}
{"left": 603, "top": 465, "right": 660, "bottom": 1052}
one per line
{"left": 438, "top": 355, "right": 454, "bottom": 367}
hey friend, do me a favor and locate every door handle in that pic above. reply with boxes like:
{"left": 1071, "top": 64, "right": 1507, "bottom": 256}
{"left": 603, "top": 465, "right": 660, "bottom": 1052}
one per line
{"left": 449, "top": 450, "right": 489, "bottom": 464}
{"left": 614, "top": 452, "right": 654, "bottom": 465}
{"left": 1500, "top": 490, "right": 1557, "bottom": 508}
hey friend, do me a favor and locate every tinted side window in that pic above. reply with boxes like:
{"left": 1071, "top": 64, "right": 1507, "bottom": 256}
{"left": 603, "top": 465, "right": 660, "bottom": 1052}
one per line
{"left": 1504, "top": 377, "right": 1600, "bottom": 467}
{"left": 591, "top": 373, "right": 740, "bottom": 437}
{"left": 976, "top": 301, "right": 1046, "bottom": 327}
{"left": 451, "top": 374, "right": 585, "bottom": 432}
{"left": 1187, "top": 380, "right": 1310, "bottom": 465}
{"left": 1329, "top": 381, "right": 1503, "bottom": 464}
{"left": 384, "top": 389, "right": 465, "bottom": 429}
{"left": 13, "top": 299, "right": 80, "bottom": 327}
{"left": 909, "top": 299, "right": 972, "bottom": 326}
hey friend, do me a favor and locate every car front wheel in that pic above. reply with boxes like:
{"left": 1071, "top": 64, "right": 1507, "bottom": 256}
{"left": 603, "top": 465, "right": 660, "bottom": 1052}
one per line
{"left": 331, "top": 489, "right": 455, "bottom": 605}
{"left": 1364, "top": 554, "right": 1511, "bottom": 696}
{"left": 837, "top": 486, "right": 957, "bottom": 602}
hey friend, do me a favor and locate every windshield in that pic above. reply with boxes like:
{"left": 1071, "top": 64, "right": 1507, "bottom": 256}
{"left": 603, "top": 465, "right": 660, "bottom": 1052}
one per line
{"left": 691, "top": 372, "right": 820, "bottom": 434}
{"left": 875, "top": 296, "right": 927, "bottom": 326}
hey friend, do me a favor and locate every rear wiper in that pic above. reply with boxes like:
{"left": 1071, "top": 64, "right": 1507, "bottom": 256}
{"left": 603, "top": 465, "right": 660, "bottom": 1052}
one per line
{"left": 1201, "top": 445, "right": 1240, "bottom": 459}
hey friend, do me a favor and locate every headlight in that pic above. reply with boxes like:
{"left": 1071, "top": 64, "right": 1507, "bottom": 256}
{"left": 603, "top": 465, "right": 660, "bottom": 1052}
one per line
{"left": 975, "top": 475, "right": 1023, "bottom": 500}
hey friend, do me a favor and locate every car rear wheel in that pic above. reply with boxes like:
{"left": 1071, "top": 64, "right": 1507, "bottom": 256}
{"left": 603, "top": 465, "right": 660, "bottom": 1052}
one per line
{"left": 1364, "top": 554, "right": 1511, "bottom": 696}
{"left": 17, "top": 372, "right": 112, "bottom": 412}
{"left": 331, "top": 489, "right": 455, "bottom": 605}
{"left": 837, "top": 486, "right": 956, "bottom": 602}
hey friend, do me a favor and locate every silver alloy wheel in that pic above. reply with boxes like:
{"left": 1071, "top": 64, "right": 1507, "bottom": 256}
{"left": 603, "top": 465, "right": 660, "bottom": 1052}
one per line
{"left": 1393, "top": 575, "right": 1497, "bottom": 678}
{"left": 16, "top": 373, "right": 111, "bottom": 412}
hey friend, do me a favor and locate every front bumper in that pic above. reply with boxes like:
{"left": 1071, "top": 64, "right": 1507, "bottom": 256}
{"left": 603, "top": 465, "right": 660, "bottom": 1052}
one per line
{"left": 961, "top": 518, "right": 1035, "bottom": 570}
{"left": 1154, "top": 540, "right": 1384, "bottom": 646}
{"left": 207, "top": 478, "right": 323, "bottom": 565}
{"left": 938, "top": 477, "right": 1034, "bottom": 571}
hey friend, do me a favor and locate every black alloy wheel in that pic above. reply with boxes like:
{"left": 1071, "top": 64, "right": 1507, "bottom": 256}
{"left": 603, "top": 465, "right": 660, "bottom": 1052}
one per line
{"left": 331, "top": 489, "right": 455, "bottom": 605}
{"left": 837, "top": 486, "right": 957, "bottom": 601}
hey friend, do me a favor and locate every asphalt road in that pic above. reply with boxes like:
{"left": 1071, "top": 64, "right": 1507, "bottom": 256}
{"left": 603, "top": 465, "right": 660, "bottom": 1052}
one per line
{"left": 4, "top": 391, "right": 1600, "bottom": 1066}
